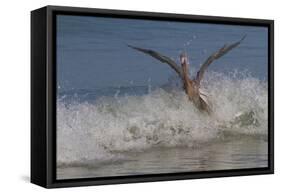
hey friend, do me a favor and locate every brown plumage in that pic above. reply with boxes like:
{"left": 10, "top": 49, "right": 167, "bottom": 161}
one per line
{"left": 128, "top": 36, "right": 246, "bottom": 114}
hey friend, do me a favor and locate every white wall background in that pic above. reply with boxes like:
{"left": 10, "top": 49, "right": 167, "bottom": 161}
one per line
{"left": 0, "top": 0, "right": 278, "bottom": 193}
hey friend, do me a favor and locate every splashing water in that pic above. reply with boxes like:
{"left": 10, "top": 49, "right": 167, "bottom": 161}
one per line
{"left": 57, "top": 71, "right": 268, "bottom": 167}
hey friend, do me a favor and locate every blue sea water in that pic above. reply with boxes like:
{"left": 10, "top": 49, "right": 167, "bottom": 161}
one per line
{"left": 56, "top": 15, "right": 268, "bottom": 179}
{"left": 57, "top": 15, "right": 268, "bottom": 95}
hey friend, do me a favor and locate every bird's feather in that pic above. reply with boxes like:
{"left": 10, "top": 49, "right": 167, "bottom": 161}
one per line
{"left": 195, "top": 35, "right": 246, "bottom": 84}
{"left": 128, "top": 45, "right": 183, "bottom": 78}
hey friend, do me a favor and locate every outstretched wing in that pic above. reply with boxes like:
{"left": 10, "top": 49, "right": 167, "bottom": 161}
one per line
{"left": 128, "top": 45, "right": 183, "bottom": 78}
{"left": 195, "top": 35, "right": 246, "bottom": 84}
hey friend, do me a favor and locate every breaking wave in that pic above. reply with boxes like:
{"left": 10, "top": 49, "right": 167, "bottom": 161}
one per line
{"left": 57, "top": 71, "right": 268, "bottom": 167}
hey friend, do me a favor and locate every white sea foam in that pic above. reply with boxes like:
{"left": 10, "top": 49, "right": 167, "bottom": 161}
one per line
{"left": 57, "top": 71, "right": 268, "bottom": 166}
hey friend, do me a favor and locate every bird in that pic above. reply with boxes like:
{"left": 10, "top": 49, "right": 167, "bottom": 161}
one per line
{"left": 128, "top": 35, "right": 246, "bottom": 114}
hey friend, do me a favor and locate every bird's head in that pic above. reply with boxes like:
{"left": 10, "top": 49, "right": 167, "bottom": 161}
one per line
{"left": 180, "top": 52, "right": 189, "bottom": 66}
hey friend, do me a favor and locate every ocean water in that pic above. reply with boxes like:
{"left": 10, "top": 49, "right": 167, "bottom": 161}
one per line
{"left": 56, "top": 15, "right": 268, "bottom": 179}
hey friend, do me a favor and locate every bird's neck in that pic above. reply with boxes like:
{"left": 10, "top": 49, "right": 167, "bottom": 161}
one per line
{"left": 181, "top": 61, "right": 191, "bottom": 95}
{"left": 181, "top": 61, "right": 190, "bottom": 80}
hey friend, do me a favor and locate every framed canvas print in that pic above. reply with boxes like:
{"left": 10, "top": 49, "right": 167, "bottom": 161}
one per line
{"left": 31, "top": 5, "right": 274, "bottom": 188}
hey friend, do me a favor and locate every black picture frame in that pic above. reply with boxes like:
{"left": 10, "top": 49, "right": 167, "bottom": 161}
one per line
{"left": 31, "top": 5, "right": 274, "bottom": 188}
